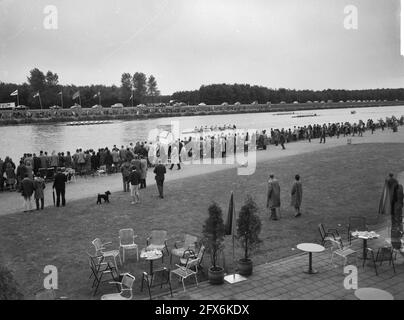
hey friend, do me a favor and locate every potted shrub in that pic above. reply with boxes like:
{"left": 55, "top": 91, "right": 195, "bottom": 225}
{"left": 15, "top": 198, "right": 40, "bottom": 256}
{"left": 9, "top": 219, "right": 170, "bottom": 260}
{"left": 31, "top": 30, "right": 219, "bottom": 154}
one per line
{"left": 236, "top": 195, "right": 262, "bottom": 276}
{"left": 202, "top": 202, "right": 226, "bottom": 285}
{"left": 0, "top": 263, "right": 24, "bottom": 300}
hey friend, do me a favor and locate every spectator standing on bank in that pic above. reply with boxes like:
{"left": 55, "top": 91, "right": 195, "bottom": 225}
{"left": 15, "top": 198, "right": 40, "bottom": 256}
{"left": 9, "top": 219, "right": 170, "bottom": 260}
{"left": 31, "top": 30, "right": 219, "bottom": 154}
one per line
{"left": 320, "top": 126, "right": 327, "bottom": 144}
{"left": 33, "top": 175, "right": 46, "bottom": 210}
{"left": 154, "top": 159, "right": 166, "bottom": 199}
{"left": 53, "top": 168, "right": 67, "bottom": 207}
{"left": 139, "top": 155, "right": 148, "bottom": 189}
{"left": 128, "top": 167, "right": 141, "bottom": 204}
{"left": 291, "top": 174, "right": 303, "bottom": 217}
{"left": 120, "top": 160, "right": 131, "bottom": 192}
{"left": 266, "top": 173, "right": 281, "bottom": 220}
{"left": 279, "top": 132, "right": 286, "bottom": 150}
{"left": 21, "top": 174, "right": 34, "bottom": 212}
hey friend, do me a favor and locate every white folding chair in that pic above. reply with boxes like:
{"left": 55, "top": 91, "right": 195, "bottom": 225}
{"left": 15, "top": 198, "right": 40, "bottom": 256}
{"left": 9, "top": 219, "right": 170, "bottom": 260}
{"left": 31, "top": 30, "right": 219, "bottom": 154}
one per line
{"left": 170, "top": 258, "right": 199, "bottom": 291}
{"left": 119, "top": 228, "right": 139, "bottom": 263}
{"left": 101, "top": 273, "right": 135, "bottom": 300}
{"left": 92, "top": 238, "right": 121, "bottom": 270}
{"left": 330, "top": 238, "right": 357, "bottom": 267}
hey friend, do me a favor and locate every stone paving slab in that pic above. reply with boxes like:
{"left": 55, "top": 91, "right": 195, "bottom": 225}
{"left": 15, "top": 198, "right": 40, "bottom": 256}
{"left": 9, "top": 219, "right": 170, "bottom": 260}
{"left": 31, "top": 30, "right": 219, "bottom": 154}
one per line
{"left": 160, "top": 228, "right": 404, "bottom": 300}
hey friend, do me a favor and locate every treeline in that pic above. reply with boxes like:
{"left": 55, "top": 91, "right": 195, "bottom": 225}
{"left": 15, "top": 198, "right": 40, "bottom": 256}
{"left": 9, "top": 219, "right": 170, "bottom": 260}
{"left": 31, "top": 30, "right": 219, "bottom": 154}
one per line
{"left": 171, "top": 84, "right": 404, "bottom": 105}
{"left": 3, "top": 70, "right": 404, "bottom": 109}
{"left": 0, "top": 69, "right": 169, "bottom": 109}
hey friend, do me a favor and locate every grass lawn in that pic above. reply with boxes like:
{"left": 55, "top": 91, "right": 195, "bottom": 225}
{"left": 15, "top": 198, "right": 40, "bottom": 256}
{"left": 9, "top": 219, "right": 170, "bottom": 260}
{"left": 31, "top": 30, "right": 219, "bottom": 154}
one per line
{"left": 0, "top": 143, "right": 403, "bottom": 299}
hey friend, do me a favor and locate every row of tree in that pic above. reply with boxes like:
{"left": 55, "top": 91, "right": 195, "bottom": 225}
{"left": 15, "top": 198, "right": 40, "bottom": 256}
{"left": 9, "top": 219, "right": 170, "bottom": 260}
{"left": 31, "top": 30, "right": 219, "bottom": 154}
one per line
{"left": 0, "top": 69, "right": 165, "bottom": 109}
{"left": 171, "top": 84, "right": 404, "bottom": 105}
{"left": 2, "top": 70, "right": 404, "bottom": 109}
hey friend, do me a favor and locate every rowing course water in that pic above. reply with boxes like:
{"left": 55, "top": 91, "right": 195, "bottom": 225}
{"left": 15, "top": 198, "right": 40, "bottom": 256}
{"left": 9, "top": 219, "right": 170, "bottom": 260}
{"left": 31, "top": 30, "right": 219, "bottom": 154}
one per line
{"left": 1, "top": 105, "right": 403, "bottom": 162}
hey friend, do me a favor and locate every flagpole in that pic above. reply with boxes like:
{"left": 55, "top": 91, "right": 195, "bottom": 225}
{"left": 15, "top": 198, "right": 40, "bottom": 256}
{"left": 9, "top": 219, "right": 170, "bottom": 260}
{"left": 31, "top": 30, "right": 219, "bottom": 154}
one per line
{"left": 17, "top": 92, "right": 20, "bottom": 106}
{"left": 232, "top": 191, "right": 235, "bottom": 280}
{"left": 79, "top": 94, "right": 82, "bottom": 107}
{"left": 38, "top": 93, "right": 43, "bottom": 110}
{"left": 61, "top": 91, "right": 64, "bottom": 109}
{"left": 224, "top": 190, "right": 246, "bottom": 284}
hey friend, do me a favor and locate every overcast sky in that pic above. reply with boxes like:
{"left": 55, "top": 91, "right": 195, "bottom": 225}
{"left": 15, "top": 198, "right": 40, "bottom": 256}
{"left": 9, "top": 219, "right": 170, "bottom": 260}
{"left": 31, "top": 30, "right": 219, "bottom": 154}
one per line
{"left": 1, "top": 0, "right": 404, "bottom": 94}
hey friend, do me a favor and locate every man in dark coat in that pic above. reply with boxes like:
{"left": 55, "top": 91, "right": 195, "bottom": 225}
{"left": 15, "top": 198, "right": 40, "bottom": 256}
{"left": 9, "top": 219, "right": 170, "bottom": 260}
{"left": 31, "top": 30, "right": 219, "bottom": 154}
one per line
{"left": 33, "top": 153, "right": 41, "bottom": 176}
{"left": 154, "top": 159, "right": 166, "bottom": 199}
{"left": 21, "top": 174, "right": 34, "bottom": 212}
{"left": 53, "top": 168, "right": 67, "bottom": 207}
{"left": 279, "top": 132, "right": 286, "bottom": 150}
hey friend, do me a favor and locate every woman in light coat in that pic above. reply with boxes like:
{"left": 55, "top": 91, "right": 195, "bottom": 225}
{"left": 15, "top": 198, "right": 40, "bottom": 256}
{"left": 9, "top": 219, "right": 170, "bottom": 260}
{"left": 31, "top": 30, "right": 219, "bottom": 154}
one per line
{"left": 169, "top": 145, "right": 180, "bottom": 170}
{"left": 33, "top": 175, "right": 46, "bottom": 210}
{"left": 266, "top": 174, "right": 281, "bottom": 220}
{"left": 291, "top": 174, "right": 303, "bottom": 217}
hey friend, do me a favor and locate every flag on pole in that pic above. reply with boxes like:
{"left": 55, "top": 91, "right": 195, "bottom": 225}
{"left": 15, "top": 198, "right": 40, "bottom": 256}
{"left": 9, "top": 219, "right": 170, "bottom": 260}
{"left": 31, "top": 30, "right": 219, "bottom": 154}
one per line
{"left": 33, "top": 92, "right": 40, "bottom": 98}
{"left": 10, "top": 89, "right": 18, "bottom": 96}
{"left": 58, "top": 91, "right": 62, "bottom": 95}
{"left": 225, "top": 191, "right": 235, "bottom": 236}
{"left": 93, "top": 91, "right": 100, "bottom": 99}
{"left": 72, "top": 91, "right": 80, "bottom": 100}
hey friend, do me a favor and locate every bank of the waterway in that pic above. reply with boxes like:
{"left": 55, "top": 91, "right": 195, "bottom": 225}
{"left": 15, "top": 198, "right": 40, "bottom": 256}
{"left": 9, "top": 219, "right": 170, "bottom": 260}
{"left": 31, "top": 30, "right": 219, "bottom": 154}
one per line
{"left": 0, "top": 101, "right": 402, "bottom": 126}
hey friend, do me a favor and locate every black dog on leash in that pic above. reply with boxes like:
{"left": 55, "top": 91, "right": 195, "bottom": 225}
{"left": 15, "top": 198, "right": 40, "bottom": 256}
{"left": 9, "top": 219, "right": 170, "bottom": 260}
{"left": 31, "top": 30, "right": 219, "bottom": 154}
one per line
{"left": 97, "top": 191, "right": 111, "bottom": 204}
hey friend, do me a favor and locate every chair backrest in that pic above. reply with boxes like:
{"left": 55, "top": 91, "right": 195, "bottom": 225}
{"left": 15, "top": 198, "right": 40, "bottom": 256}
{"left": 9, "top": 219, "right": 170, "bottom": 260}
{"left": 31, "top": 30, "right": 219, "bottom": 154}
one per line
{"left": 197, "top": 245, "right": 206, "bottom": 261}
{"left": 121, "top": 273, "right": 136, "bottom": 290}
{"left": 318, "top": 224, "right": 326, "bottom": 240}
{"left": 184, "top": 234, "right": 198, "bottom": 249}
{"left": 150, "top": 229, "right": 167, "bottom": 245}
{"left": 348, "top": 216, "right": 366, "bottom": 231}
{"left": 92, "top": 238, "right": 103, "bottom": 252}
{"left": 185, "top": 258, "right": 200, "bottom": 271}
{"left": 119, "top": 228, "right": 135, "bottom": 245}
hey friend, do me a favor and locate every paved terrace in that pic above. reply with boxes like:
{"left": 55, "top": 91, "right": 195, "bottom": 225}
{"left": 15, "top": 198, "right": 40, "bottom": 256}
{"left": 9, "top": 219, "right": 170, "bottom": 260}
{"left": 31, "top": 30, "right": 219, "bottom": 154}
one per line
{"left": 161, "top": 226, "right": 404, "bottom": 300}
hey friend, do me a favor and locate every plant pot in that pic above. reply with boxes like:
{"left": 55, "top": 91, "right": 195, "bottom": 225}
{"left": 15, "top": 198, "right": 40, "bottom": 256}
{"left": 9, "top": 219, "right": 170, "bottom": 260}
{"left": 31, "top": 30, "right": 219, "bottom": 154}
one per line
{"left": 237, "top": 258, "right": 253, "bottom": 276}
{"left": 208, "top": 266, "right": 225, "bottom": 285}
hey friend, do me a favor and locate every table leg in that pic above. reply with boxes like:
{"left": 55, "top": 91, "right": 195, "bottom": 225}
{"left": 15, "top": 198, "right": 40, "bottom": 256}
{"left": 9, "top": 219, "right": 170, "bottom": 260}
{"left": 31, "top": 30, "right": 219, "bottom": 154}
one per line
{"left": 359, "top": 239, "right": 368, "bottom": 260}
{"left": 363, "top": 239, "right": 367, "bottom": 260}
{"left": 304, "top": 252, "right": 318, "bottom": 274}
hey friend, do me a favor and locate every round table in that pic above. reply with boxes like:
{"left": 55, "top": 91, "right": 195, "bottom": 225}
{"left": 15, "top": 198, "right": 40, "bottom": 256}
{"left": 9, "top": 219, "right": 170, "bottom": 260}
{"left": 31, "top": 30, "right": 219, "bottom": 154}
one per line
{"left": 351, "top": 231, "right": 380, "bottom": 260}
{"left": 140, "top": 249, "right": 163, "bottom": 275}
{"left": 355, "top": 288, "right": 394, "bottom": 300}
{"left": 297, "top": 243, "right": 325, "bottom": 274}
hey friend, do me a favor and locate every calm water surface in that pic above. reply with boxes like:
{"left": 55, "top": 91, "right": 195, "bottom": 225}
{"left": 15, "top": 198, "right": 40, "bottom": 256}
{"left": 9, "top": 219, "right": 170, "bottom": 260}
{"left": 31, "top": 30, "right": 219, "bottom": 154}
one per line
{"left": 1, "top": 105, "right": 403, "bottom": 162}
